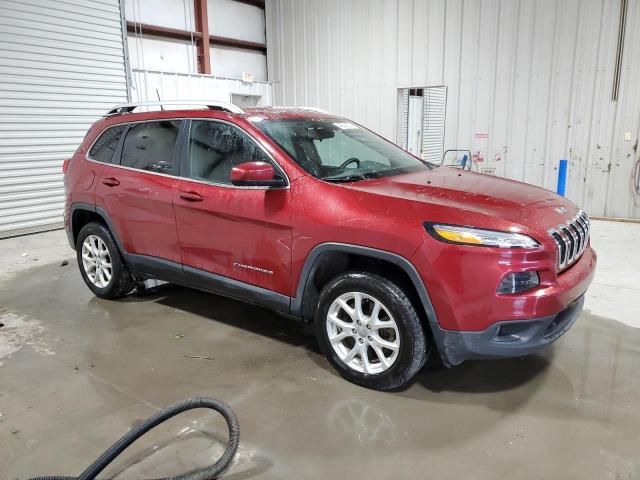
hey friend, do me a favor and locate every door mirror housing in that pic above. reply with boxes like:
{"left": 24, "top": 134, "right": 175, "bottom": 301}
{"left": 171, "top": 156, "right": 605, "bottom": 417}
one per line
{"left": 230, "top": 161, "right": 286, "bottom": 187}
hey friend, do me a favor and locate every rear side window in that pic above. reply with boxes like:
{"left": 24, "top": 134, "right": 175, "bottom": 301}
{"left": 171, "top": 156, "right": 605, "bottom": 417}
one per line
{"left": 88, "top": 125, "right": 125, "bottom": 163}
{"left": 120, "top": 121, "right": 181, "bottom": 175}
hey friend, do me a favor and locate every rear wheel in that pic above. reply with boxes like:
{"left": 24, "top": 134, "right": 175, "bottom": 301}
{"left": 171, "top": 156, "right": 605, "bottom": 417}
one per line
{"left": 315, "top": 271, "right": 428, "bottom": 390}
{"left": 76, "top": 222, "right": 134, "bottom": 299}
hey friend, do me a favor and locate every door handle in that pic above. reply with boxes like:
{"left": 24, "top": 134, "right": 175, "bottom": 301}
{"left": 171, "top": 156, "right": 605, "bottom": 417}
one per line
{"left": 178, "top": 190, "right": 204, "bottom": 202}
{"left": 101, "top": 177, "right": 120, "bottom": 187}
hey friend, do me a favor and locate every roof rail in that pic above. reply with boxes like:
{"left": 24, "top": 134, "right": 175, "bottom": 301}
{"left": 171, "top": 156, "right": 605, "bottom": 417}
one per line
{"left": 104, "top": 101, "right": 244, "bottom": 117}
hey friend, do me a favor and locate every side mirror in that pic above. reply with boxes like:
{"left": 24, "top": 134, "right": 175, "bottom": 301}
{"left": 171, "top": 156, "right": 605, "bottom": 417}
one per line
{"left": 230, "top": 161, "right": 286, "bottom": 187}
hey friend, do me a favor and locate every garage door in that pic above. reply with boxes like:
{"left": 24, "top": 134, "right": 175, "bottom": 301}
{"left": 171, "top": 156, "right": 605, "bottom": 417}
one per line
{"left": 0, "top": 0, "right": 129, "bottom": 238}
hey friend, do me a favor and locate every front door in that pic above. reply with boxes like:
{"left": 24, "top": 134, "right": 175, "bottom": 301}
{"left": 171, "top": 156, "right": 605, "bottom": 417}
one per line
{"left": 172, "top": 119, "right": 292, "bottom": 297}
{"left": 94, "top": 120, "right": 182, "bottom": 264}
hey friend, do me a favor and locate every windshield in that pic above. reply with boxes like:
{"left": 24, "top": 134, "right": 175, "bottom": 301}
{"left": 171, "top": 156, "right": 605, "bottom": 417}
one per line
{"left": 255, "top": 118, "right": 433, "bottom": 182}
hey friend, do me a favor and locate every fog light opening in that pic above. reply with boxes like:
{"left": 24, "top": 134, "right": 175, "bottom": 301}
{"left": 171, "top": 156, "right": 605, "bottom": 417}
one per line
{"left": 495, "top": 325, "right": 522, "bottom": 342}
{"left": 497, "top": 271, "right": 540, "bottom": 294}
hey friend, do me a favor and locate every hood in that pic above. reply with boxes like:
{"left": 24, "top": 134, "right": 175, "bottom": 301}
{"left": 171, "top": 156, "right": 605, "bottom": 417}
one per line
{"left": 343, "top": 167, "right": 580, "bottom": 232}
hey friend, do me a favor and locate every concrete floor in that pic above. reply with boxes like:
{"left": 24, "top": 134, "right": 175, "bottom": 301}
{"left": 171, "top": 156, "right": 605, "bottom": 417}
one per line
{"left": 1, "top": 220, "right": 639, "bottom": 479}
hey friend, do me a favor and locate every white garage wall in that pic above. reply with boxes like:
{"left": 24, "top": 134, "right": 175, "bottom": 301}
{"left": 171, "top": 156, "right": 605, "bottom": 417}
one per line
{"left": 0, "top": 0, "right": 128, "bottom": 237}
{"left": 126, "top": 0, "right": 267, "bottom": 81}
{"left": 128, "top": 34, "right": 198, "bottom": 74}
{"left": 124, "top": 0, "right": 195, "bottom": 30}
{"left": 266, "top": 0, "right": 640, "bottom": 219}
{"left": 131, "top": 69, "right": 272, "bottom": 105}
{"left": 208, "top": 0, "right": 266, "bottom": 43}
{"left": 208, "top": 0, "right": 267, "bottom": 80}
{"left": 211, "top": 46, "right": 267, "bottom": 81}
{"left": 126, "top": 0, "right": 198, "bottom": 73}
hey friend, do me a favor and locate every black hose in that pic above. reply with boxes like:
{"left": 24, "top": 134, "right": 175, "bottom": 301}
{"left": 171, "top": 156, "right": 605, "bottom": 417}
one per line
{"left": 30, "top": 397, "right": 240, "bottom": 480}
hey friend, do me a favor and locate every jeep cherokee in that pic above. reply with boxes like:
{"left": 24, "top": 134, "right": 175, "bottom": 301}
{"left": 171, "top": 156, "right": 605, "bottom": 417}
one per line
{"left": 63, "top": 101, "right": 597, "bottom": 390}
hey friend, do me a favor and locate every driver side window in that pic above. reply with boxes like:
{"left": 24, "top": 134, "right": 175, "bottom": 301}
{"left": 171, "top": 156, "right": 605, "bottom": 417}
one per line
{"left": 187, "top": 121, "right": 271, "bottom": 184}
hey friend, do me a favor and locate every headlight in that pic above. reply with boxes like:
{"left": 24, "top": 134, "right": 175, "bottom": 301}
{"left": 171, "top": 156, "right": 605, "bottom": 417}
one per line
{"left": 424, "top": 223, "right": 540, "bottom": 248}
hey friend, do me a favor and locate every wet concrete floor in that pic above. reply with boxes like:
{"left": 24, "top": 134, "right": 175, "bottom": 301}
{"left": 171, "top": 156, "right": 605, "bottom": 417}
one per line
{"left": 1, "top": 260, "right": 639, "bottom": 479}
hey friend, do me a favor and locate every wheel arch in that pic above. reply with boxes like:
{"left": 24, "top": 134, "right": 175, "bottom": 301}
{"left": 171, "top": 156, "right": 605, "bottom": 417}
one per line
{"left": 292, "top": 243, "right": 439, "bottom": 329}
{"left": 70, "top": 203, "right": 126, "bottom": 254}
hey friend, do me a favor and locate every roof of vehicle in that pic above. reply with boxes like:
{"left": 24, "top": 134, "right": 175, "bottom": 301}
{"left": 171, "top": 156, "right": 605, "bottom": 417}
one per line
{"left": 103, "top": 101, "right": 338, "bottom": 122}
{"left": 243, "top": 106, "right": 337, "bottom": 121}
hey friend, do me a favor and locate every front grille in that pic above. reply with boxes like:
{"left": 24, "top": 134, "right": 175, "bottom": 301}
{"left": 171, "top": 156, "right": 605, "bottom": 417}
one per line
{"left": 548, "top": 210, "right": 590, "bottom": 271}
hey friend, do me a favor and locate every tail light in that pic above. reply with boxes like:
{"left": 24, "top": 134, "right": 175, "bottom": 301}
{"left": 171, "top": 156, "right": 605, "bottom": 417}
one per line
{"left": 62, "top": 158, "right": 70, "bottom": 173}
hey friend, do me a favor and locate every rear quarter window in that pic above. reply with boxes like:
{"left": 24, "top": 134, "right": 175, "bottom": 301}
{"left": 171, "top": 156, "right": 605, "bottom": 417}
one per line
{"left": 88, "top": 125, "right": 125, "bottom": 163}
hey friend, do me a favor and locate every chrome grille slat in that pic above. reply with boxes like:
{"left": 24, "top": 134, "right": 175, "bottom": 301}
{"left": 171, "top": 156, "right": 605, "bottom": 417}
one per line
{"left": 569, "top": 223, "right": 582, "bottom": 253}
{"left": 574, "top": 217, "right": 587, "bottom": 251}
{"left": 548, "top": 210, "right": 590, "bottom": 271}
{"left": 562, "top": 226, "right": 576, "bottom": 262}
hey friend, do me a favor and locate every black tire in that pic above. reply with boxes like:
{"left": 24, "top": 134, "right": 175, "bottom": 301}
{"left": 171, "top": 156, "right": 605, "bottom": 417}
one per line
{"left": 76, "top": 222, "right": 135, "bottom": 299}
{"left": 314, "top": 271, "right": 429, "bottom": 390}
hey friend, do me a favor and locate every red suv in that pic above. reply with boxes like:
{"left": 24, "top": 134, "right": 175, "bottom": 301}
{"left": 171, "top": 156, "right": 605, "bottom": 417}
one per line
{"left": 64, "top": 101, "right": 596, "bottom": 390}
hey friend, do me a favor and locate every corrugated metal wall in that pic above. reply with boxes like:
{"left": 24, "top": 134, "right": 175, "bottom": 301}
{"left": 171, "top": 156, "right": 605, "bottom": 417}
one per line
{"left": 0, "top": 0, "right": 128, "bottom": 237}
{"left": 266, "top": 0, "right": 640, "bottom": 219}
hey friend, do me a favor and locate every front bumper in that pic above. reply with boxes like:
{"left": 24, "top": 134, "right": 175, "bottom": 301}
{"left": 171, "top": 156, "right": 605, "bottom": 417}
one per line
{"left": 432, "top": 295, "right": 585, "bottom": 366}
{"left": 65, "top": 224, "right": 75, "bottom": 249}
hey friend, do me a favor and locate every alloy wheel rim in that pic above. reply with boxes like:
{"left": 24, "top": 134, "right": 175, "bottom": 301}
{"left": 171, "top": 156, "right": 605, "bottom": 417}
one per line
{"left": 326, "top": 291, "right": 400, "bottom": 374}
{"left": 81, "top": 235, "right": 113, "bottom": 288}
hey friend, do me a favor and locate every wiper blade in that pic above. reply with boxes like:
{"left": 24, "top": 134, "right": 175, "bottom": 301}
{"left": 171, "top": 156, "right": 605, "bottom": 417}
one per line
{"left": 322, "top": 175, "right": 366, "bottom": 183}
{"left": 323, "top": 171, "right": 386, "bottom": 183}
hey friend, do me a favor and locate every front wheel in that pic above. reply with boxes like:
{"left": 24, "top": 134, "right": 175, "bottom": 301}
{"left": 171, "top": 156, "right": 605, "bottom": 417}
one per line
{"left": 315, "top": 272, "right": 429, "bottom": 390}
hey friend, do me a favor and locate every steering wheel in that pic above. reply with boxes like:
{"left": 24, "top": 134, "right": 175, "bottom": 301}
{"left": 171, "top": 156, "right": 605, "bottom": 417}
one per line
{"left": 339, "top": 157, "right": 361, "bottom": 169}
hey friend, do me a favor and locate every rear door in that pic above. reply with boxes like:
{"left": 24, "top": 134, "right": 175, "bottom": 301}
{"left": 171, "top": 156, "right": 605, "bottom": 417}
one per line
{"left": 172, "top": 119, "right": 292, "bottom": 297}
{"left": 94, "top": 120, "right": 183, "bottom": 265}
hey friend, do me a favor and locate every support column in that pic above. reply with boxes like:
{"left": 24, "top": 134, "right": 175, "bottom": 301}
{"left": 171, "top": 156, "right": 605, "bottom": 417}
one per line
{"left": 194, "top": 0, "right": 211, "bottom": 74}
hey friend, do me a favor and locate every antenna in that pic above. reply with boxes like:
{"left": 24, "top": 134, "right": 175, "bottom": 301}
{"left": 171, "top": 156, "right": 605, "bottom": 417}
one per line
{"left": 156, "top": 89, "right": 164, "bottom": 110}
